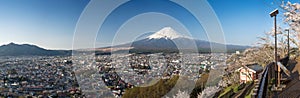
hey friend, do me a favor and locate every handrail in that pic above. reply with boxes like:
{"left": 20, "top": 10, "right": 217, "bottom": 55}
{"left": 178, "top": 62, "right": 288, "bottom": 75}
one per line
{"left": 257, "top": 63, "right": 271, "bottom": 98}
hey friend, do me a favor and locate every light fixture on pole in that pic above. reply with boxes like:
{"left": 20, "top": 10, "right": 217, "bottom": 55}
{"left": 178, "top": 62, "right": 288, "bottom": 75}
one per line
{"left": 270, "top": 9, "right": 280, "bottom": 88}
{"left": 285, "top": 29, "right": 290, "bottom": 57}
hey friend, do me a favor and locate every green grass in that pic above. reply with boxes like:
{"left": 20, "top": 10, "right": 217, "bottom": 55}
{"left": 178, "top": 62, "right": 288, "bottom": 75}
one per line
{"left": 245, "top": 88, "right": 253, "bottom": 98}
{"left": 245, "top": 82, "right": 254, "bottom": 98}
{"left": 123, "top": 75, "right": 181, "bottom": 98}
{"left": 233, "top": 84, "right": 240, "bottom": 93}
{"left": 218, "top": 84, "right": 240, "bottom": 98}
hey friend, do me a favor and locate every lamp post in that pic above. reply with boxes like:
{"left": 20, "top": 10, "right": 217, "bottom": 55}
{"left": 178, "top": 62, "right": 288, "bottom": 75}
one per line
{"left": 285, "top": 29, "right": 290, "bottom": 57}
{"left": 270, "top": 9, "right": 280, "bottom": 88}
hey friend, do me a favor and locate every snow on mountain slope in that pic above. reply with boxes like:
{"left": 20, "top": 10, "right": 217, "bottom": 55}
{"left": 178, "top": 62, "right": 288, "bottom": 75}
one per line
{"left": 147, "top": 27, "right": 191, "bottom": 39}
{"left": 96, "top": 27, "right": 250, "bottom": 53}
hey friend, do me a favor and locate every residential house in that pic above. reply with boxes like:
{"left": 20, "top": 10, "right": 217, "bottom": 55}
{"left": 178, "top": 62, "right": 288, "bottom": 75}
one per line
{"left": 237, "top": 64, "right": 263, "bottom": 83}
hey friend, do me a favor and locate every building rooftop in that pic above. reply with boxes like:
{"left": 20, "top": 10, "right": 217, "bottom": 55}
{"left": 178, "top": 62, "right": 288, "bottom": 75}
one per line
{"left": 246, "top": 64, "right": 263, "bottom": 72}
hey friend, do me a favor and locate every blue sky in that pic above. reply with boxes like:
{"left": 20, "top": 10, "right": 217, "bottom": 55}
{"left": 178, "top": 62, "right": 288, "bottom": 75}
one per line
{"left": 208, "top": 0, "right": 295, "bottom": 46}
{"left": 96, "top": 0, "right": 208, "bottom": 47}
{"left": 0, "top": 0, "right": 297, "bottom": 49}
{"left": 0, "top": 0, "right": 89, "bottom": 49}
{"left": 209, "top": 0, "right": 274, "bottom": 46}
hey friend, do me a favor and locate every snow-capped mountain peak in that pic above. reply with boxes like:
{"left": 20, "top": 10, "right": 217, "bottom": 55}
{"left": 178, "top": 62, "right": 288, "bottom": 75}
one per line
{"left": 147, "top": 27, "right": 190, "bottom": 39}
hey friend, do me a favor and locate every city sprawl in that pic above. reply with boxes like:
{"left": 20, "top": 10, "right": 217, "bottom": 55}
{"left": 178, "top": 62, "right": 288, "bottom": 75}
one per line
{"left": 0, "top": 53, "right": 229, "bottom": 97}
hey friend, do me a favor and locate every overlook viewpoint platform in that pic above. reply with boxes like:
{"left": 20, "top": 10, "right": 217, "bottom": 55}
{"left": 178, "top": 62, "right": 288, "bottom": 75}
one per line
{"left": 272, "top": 59, "right": 300, "bottom": 98}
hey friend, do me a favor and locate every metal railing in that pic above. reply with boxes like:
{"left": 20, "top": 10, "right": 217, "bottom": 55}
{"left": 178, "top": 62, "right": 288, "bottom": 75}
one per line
{"left": 257, "top": 63, "right": 272, "bottom": 98}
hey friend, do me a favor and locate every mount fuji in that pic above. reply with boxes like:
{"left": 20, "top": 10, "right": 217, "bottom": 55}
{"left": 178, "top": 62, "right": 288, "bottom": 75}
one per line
{"left": 97, "top": 27, "right": 249, "bottom": 54}
{"left": 147, "top": 27, "right": 191, "bottom": 40}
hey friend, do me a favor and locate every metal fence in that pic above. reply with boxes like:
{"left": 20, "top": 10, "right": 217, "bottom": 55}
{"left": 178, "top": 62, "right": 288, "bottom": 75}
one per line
{"left": 257, "top": 63, "right": 272, "bottom": 98}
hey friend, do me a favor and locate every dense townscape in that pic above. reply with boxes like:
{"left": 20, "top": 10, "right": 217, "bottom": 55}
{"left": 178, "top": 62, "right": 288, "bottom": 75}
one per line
{"left": 0, "top": 56, "right": 83, "bottom": 97}
{"left": 0, "top": 53, "right": 229, "bottom": 97}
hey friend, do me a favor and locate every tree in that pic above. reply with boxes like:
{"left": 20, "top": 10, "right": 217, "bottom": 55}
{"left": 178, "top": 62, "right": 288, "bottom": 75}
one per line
{"left": 197, "top": 86, "right": 220, "bottom": 98}
{"left": 225, "top": 26, "right": 291, "bottom": 69}
{"left": 282, "top": 1, "right": 300, "bottom": 51}
{"left": 226, "top": 1, "right": 300, "bottom": 68}
{"left": 171, "top": 90, "right": 190, "bottom": 98}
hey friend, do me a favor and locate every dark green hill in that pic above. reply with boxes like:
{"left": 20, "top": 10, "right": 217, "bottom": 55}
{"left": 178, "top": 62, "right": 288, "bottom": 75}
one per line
{"left": 0, "top": 43, "right": 71, "bottom": 56}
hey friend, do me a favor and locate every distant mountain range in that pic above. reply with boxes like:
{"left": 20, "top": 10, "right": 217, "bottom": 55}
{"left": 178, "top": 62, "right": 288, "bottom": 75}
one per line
{"left": 0, "top": 27, "right": 250, "bottom": 56}
{"left": 0, "top": 43, "right": 71, "bottom": 56}
{"left": 96, "top": 27, "right": 250, "bottom": 54}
